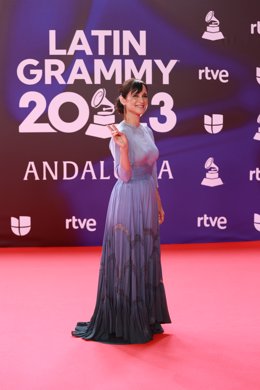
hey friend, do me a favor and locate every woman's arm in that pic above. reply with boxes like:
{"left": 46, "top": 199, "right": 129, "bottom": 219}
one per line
{"left": 155, "top": 188, "right": 165, "bottom": 224}
{"left": 108, "top": 124, "right": 132, "bottom": 182}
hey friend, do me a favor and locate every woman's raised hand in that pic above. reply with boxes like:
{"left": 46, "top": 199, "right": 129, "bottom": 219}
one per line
{"left": 108, "top": 124, "right": 128, "bottom": 149}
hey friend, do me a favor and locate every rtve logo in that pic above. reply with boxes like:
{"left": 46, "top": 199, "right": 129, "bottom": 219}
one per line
{"left": 11, "top": 216, "right": 31, "bottom": 236}
{"left": 249, "top": 167, "right": 260, "bottom": 181}
{"left": 204, "top": 114, "right": 224, "bottom": 134}
{"left": 251, "top": 22, "right": 260, "bottom": 35}
{"left": 65, "top": 216, "right": 97, "bottom": 231}
{"left": 197, "top": 214, "right": 227, "bottom": 230}
{"left": 198, "top": 67, "right": 229, "bottom": 83}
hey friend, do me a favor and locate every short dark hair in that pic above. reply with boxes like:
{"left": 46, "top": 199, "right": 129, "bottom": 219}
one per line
{"left": 115, "top": 78, "right": 148, "bottom": 114}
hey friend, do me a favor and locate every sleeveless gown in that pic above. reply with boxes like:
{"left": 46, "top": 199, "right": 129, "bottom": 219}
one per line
{"left": 72, "top": 121, "right": 171, "bottom": 344}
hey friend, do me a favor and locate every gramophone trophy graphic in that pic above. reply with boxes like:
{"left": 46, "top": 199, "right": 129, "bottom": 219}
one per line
{"left": 202, "top": 11, "right": 224, "bottom": 41}
{"left": 253, "top": 114, "right": 260, "bottom": 141}
{"left": 201, "top": 157, "right": 223, "bottom": 187}
{"left": 257, "top": 67, "right": 260, "bottom": 85}
{"left": 85, "top": 88, "right": 115, "bottom": 138}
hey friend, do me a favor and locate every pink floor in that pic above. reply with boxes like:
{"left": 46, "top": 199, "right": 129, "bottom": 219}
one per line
{"left": 0, "top": 241, "right": 260, "bottom": 390}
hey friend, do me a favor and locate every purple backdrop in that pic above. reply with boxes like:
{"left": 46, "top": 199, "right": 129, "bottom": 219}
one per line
{"left": 1, "top": 0, "right": 260, "bottom": 246}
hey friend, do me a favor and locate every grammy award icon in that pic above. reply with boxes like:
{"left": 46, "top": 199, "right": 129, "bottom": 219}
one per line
{"left": 85, "top": 88, "right": 115, "bottom": 138}
{"left": 202, "top": 11, "right": 224, "bottom": 41}
{"left": 201, "top": 157, "right": 224, "bottom": 187}
{"left": 253, "top": 114, "right": 260, "bottom": 141}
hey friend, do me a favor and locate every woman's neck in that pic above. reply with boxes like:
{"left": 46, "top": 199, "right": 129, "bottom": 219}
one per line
{"left": 123, "top": 113, "right": 140, "bottom": 127}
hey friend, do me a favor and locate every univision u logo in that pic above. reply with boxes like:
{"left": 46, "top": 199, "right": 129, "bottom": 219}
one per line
{"left": 204, "top": 114, "right": 223, "bottom": 134}
{"left": 254, "top": 213, "right": 260, "bottom": 232}
{"left": 11, "top": 216, "right": 31, "bottom": 236}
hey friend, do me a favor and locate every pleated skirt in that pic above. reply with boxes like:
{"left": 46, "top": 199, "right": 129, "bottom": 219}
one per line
{"left": 72, "top": 175, "right": 171, "bottom": 344}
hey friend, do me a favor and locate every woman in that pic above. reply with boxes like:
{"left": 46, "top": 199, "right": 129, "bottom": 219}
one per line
{"left": 72, "top": 78, "right": 171, "bottom": 344}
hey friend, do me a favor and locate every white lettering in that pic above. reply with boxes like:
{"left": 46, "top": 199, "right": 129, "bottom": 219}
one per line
{"left": 122, "top": 30, "right": 146, "bottom": 55}
{"left": 198, "top": 66, "right": 229, "bottom": 83}
{"left": 158, "top": 160, "right": 173, "bottom": 179}
{"left": 249, "top": 167, "right": 260, "bottom": 181}
{"left": 67, "top": 59, "right": 92, "bottom": 84}
{"left": 91, "top": 30, "right": 112, "bottom": 55}
{"left": 125, "top": 59, "right": 152, "bottom": 84}
{"left": 154, "top": 60, "right": 178, "bottom": 84}
{"left": 49, "top": 30, "right": 146, "bottom": 56}
{"left": 197, "top": 214, "right": 227, "bottom": 230}
{"left": 81, "top": 161, "right": 97, "bottom": 180}
{"left": 23, "top": 160, "right": 173, "bottom": 181}
{"left": 17, "top": 59, "right": 42, "bottom": 85}
{"left": 63, "top": 161, "right": 79, "bottom": 180}
{"left": 217, "top": 216, "right": 227, "bottom": 230}
{"left": 43, "top": 161, "right": 58, "bottom": 180}
{"left": 197, "top": 216, "right": 204, "bottom": 228}
{"left": 45, "top": 59, "right": 66, "bottom": 84}
{"left": 94, "top": 59, "right": 122, "bottom": 84}
{"left": 113, "top": 30, "right": 120, "bottom": 55}
{"left": 49, "top": 30, "right": 67, "bottom": 55}
{"left": 65, "top": 216, "right": 97, "bottom": 231}
{"left": 67, "top": 30, "right": 93, "bottom": 55}
{"left": 250, "top": 22, "right": 260, "bottom": 35}
{"left": 23, "top": 161, "right": 40, "bottom": 180}
{"left": 18, "top": 58, "right": 178, "bottom": 85}
{"left": 100, "top": 161, "right": 110, "bottom": 180}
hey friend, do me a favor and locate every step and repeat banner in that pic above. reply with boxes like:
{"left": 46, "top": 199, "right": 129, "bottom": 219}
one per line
{"left": 1, "top": 0, "right": 260, "bottom": 246}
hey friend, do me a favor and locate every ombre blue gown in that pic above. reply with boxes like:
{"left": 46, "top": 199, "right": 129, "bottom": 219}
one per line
{"left": 72, "top": 121, "right": 171, "bottom": 343}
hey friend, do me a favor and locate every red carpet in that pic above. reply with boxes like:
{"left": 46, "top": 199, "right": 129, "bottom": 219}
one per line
{"left": 0, "top": 242, "right": 260, "bottom": 390}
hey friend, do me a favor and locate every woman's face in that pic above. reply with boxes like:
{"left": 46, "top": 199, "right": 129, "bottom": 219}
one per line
{"left": 123, "top": 85, "right": 148, "bottom": 117}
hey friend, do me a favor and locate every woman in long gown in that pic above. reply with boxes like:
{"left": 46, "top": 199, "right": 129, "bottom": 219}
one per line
{"left": 72, "top": 78, "right": 171, "bottom": 344}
